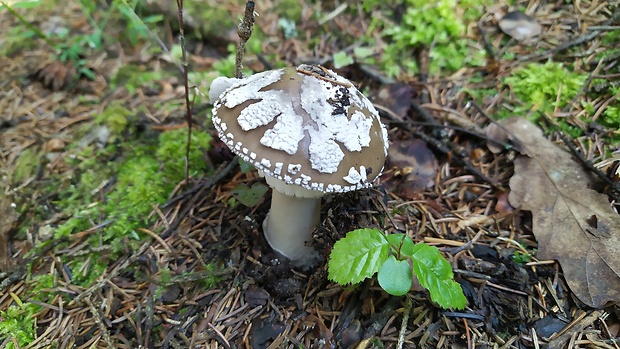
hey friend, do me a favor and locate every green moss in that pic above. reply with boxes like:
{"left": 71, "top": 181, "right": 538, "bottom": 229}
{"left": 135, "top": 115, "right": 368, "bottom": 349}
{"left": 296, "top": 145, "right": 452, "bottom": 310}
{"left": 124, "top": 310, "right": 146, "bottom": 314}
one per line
{"left": 600, "top": 86, "right": 620, "bottom": 129}
{"left": 503, "top": 62, "right": 586, "bottom": 114}
{"left": 71, "top": 258, "right": 109, "bottom": 285}
{"left": 12, "top": 147, "right": 39, "bottom": 184}
{"left": 0, "top": 302, "right": 40, "bottom": 348}
{"left": 111, "top": 64, "right": 165, "bottom": 93}
{"left": 272, "top": 0, "right": 303, "bottom": 22}
{"left": 48, "top": 128, "right": 212, "bottom": 284}
{"left": 362, "top": 0, "right": 488, "bottom": 76}
{"left": 200, "top": 263, "right": 223, "bottom": 289}
{"left": 96, "top": 101, "right": 134, "bottom": 135}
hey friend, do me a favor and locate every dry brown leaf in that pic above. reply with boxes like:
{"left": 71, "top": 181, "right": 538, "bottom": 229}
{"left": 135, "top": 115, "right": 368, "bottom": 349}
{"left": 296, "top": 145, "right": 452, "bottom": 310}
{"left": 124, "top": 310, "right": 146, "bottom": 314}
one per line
{"left": 498, "top": 117, "right": 620, "bottom": 308}
{"left": 381, "top": 139, "right": 437, "bottom": 199}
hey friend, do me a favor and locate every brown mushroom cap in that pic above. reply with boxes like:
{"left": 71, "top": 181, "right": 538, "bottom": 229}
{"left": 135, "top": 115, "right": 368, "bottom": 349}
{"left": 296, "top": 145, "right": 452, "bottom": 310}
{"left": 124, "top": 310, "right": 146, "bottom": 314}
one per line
{"left": 212, "top": 64, "right": 388, "bottom": 195}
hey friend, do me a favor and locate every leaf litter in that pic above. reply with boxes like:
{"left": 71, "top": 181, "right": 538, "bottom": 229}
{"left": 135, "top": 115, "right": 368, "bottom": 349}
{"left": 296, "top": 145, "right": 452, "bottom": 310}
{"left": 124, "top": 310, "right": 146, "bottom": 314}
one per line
{"left": 487, "top": 116, "right": 620, "bottom": 308}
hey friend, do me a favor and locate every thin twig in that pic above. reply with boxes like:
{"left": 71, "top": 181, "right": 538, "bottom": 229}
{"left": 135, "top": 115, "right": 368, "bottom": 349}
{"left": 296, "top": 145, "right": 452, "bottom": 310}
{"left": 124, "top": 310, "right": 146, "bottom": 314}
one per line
{"left": 235, "top": 1, "right": 256, "bottom": 78}
{"left": 84, "top": 297, "right": 115, "bottom": 349}
{"left": 175, "top": 0, "right": 193, "bottom": 183}
{"left": 397, "top": 297, "right": 412, "bottom": 349}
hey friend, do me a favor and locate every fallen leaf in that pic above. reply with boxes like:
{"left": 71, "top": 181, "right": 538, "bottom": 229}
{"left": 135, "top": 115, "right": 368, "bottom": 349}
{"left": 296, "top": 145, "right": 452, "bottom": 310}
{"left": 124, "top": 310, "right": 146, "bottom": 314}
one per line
{"left": 382, "top": 139, "right": 437, "bottom": 199}
{"left": 231, "top": 182, "right": 268, "bottom": 207}
{"left": 244, "top": 285, "right": 270, "bottom": 307}
{"left": 498, "top": 117, "right": 620, "bottom": 308}
{"left": 371, "top": 83, "right": 415, "bottom": 118}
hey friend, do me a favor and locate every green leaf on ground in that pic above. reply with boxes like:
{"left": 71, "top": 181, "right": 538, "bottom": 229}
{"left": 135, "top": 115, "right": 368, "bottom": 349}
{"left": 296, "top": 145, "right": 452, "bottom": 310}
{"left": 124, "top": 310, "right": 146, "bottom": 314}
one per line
{"left": 410, "top": 243, "right": 467, "bottom": 309}
{"left": 328, "top": 228, "right": 389, "bottom": 284}
{"left": 378, "top": 255, "right": 412, "bottom": 296}
{"left": 333, "top": 51, "right": 354, "bottom": 69}
{"left": 231, "top": 182, "right": 269, "bottom": 207}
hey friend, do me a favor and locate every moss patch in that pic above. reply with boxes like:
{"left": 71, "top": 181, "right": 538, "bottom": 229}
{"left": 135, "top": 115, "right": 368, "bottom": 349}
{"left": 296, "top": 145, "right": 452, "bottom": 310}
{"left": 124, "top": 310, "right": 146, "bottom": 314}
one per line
{"left": 362, "top": 0, "right": 488, "bottom": 76}
{"left": 0, "top": 300, "right": 40, "bottom": 348}
{"left": 503, "top": 62, "right": 587, "bottom": 115}
{"left": 45, "top": 127, "right": 212, "bottom": 284}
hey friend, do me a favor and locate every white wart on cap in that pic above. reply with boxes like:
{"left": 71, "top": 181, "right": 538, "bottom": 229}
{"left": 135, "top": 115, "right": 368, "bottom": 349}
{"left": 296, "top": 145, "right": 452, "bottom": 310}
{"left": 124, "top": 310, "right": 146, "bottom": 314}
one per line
{"left": 211, "top": 64, "right": 389, "bottom": 195}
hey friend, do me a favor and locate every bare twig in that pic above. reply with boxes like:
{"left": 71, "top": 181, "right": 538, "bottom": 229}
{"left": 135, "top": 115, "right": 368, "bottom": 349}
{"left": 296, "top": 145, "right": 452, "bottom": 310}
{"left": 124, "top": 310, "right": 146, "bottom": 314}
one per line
{"left": 235, "top": 1, "right": 256, "bottom": 78}
{"left": 397, "top": 297, "right": 412, "bottom": 349}
{"left": 84, "top": 297, "right": 115, "bottom": 349}
{"left": 175, "top": 0, "right": 193, "bottom": 183}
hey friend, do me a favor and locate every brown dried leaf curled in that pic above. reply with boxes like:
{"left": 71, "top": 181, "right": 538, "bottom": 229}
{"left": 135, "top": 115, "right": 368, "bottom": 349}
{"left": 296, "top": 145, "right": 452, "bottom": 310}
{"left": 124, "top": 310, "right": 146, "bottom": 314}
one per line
{"left": 502, "top": 117, "right": 620, "bottom": 308}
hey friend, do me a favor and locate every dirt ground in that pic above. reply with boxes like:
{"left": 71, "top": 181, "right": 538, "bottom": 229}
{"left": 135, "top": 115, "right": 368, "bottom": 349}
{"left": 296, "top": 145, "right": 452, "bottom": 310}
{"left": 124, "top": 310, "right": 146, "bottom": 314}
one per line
{"left": 1, "top": 0, "right": 620, "bottom": 348}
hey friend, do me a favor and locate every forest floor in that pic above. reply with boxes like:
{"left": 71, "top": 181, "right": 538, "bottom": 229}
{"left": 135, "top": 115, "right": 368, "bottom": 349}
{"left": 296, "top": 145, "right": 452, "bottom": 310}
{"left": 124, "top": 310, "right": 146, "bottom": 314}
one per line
{"left": 1, "top": 0, "right": 620, "bottom": 348}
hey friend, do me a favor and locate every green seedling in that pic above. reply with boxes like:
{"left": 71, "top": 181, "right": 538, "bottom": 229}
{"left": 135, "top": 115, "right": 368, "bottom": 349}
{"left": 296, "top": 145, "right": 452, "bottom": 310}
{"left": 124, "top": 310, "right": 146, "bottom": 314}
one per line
{"left": 328, "top": 228, "right": 467, "bottom": 309}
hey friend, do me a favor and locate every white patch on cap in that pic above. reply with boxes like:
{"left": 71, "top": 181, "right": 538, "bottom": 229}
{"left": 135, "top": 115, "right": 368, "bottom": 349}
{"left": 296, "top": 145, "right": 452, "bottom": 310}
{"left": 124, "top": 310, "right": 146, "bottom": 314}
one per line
{"left": 382, "top": 125, "right": 389, "bottom": 156}
{"left": 242, "top": 148, "right": 249, "bottom": 154}
{"left": 237, "top": 94, "right": 284, "bottom": 131}
{"left": 226, "top": 133, "right": 234, "bottom": 140}
{"left": 260, "top": 111, "right": 304, "bottom": 155}
{"left": 300, "top": 174, "right": 311, "bottom": 184}
{"left": 308, "top": 130, "right": 344, "bottom": 173}
{"left": 261, "top": 158, "right": 271, "bottom": 168}
{"left": 222, "top": 69, "right": 284, "bottom": 109}
{"left": 274, "top": 162, "right": 283, "bottom": 176}
{"left": 235, "top": 142, "right": 242, "bottom": 150}
{"left": 343, "top": 166, "right": 368, "bottom": 184}
{"left": 299, "top": 75, "right": 378, "bottom": 173}
{"left": 288, "top": 164, "right": 302, "bottom": 174}
{"left": 334, "top": 110, "right": 372, "bottom": 151}
{"left": 250, "top": 152, "right": 257, "bottom": 160}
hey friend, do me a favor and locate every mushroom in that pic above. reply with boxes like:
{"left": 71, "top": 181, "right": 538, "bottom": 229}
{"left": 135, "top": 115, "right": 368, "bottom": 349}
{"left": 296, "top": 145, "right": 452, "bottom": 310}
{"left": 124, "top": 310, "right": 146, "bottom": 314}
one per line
{"left": 211, "top": 64, "right": 389, "bottom": 267}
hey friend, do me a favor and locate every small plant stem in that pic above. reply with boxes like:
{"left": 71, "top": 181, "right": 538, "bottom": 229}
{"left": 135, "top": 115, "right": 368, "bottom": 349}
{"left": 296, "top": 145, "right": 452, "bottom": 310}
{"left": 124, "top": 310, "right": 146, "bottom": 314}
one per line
{"left": 397, "top": 296, "right": 413, "bottom": 349}
{"left": 235, "top": 1, "right": 255, "bottom": 78}
{"left": 175, "top": 0, "right": 192, "bottom": 182}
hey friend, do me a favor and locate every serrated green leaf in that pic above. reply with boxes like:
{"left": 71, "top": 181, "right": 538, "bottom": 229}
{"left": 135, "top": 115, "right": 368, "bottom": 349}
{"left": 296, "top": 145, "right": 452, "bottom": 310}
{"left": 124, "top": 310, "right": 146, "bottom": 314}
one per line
{"left": 333, "top": 51, "right": 355, "bottom": 69}
{"left": 386, "top": 233, "right": 415, "bottom": 257}
{"left": 328, "top": 228, "right": 389, "bottom": 284}
{"left": 378, "top": 255, "right": 412, "bottom": 296}
{"left": 410, "top": 244, "right": 467, "bottom": 309}
{"left": 230, "top": 182, "right": 268, "bottom": 207}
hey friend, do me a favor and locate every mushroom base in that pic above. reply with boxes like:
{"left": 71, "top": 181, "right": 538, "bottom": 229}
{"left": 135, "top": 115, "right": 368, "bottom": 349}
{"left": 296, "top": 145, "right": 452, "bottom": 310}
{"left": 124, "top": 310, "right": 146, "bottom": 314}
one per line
{"left": 262, "top": 191, "right": 322, "bottom": 267}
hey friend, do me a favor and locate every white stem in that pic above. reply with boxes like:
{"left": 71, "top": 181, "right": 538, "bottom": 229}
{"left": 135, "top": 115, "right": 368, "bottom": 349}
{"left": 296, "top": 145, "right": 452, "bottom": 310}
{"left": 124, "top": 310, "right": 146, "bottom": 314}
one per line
{"left": 262, "top": 190, "right": 321, "bottom": 266}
